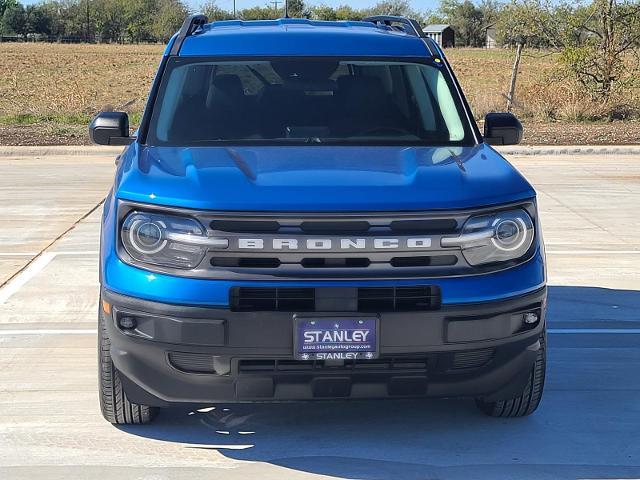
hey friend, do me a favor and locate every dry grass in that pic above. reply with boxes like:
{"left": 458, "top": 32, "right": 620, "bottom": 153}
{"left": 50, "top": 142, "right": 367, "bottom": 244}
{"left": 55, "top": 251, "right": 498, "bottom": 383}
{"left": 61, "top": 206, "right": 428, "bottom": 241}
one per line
{"left": 0, "top": 43, "right": 163, "bottom": 121}
{"left": 0, "top": 43, "right": 638, "bottom": 144}
{"left": 449, "top": 48, "right": 640, "bottom": 123}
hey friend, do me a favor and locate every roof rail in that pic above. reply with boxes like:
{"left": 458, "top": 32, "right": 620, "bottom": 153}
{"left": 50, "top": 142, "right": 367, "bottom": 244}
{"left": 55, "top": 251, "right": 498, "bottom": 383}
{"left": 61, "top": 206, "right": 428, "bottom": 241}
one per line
{"left": 363, "top": 15, "right": 440, "bottom": 56}
{"left": 169, "top": 14, "right": 208, "bottom": 56}
{"left": 363, "top": 15, "right": 425, "bottom": 38}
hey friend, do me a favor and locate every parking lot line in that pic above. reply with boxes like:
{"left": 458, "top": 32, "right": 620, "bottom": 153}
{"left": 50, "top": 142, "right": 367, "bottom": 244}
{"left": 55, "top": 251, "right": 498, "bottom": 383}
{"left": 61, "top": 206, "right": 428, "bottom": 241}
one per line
{"left": 0, "top": 329, "right": 97, "bottom": 335}
{"left": 53, "top": 250, "right": 100, "bottom": 255}
{"left": 548, "top": 328, "right": 640, "bottom": 334}
{"left": 0, "top": 252, "right": 56, "bottom": 304}
{"left": 546, "top": 250, "right": 640, "bottom": 255}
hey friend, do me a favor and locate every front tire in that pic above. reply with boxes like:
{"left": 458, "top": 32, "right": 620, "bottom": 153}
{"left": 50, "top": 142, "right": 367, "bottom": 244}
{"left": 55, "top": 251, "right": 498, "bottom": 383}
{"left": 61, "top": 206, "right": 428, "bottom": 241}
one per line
{"left": 99, "top": 301, "right": 157, "bottom": 424}
{"left": 475, "top": 332, "right": 546, "bottom": 418}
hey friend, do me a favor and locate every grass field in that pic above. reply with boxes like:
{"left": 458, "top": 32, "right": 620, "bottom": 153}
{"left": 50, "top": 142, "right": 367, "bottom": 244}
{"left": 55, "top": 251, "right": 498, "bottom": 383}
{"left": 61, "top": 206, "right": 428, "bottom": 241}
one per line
{"left": 0, "top": 43, "right": 638, "bottom": 145}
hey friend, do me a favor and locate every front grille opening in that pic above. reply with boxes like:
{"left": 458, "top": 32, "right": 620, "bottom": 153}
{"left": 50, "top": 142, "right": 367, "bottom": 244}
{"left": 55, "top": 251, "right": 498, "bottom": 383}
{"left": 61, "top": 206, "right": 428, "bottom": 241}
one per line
{"left": 210, "top": 220, "right": 280, "bottom": 233}
{"left": 237, "top": 359, "right": 277, "bottom": 372}
{"left": 230, "top": 287, "right": 315, "bottom": 312}
{"left": 301, "top": 257, "right": 371, "bottom": 268}
{"left": 390, "top": 219, "right": 458, "bottom": 234}
{"left": 231, "top": 286, "right": 440, "bottom": 312}
{"left": 168, "top": 352, "right": 215, "bottom": 373}
{"left": 358, "top": 286, "right": 441, "bottom": 312}
{"left": 450, "top": 348, "right": 495, "bottom": 370}
{"left": 212, "top": 257, "right": 281, "bottom": 268}
{"left": 390, "top": 255, "right": 458, "bottom": 268}
{"left": 237, "top": 356, "right": 429, "bottom": 374}
{"left": 300, "top": 221, "right": 371, "bottom": 234}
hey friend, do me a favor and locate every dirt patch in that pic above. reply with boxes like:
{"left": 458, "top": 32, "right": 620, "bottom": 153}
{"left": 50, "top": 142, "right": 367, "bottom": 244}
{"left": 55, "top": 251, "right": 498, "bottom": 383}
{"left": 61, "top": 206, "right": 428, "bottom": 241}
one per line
{"left": 0, "top": 124, "right": 87, "bottom": 146}
{"left": 521, "top": 121, "right": 640, "bottom": 145}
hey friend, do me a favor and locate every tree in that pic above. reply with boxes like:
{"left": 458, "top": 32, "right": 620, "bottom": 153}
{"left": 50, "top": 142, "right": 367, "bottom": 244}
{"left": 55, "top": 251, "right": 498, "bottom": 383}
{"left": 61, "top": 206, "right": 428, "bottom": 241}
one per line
{"left": 423, "top": 9, "right": 446, "bottom": 25}
{"left": 52, "top": 0, "right": 86, "bottom": 38}
{"left": 561, "top": 0, "right": 640, "bottom": 98}
{"left": 366, "top": 0, "right": 415, "bottom": 16}
{"left": 334, "top": 4, "right": 363, "bottom": 20}
{"left": 95, "top": 0, "right": 127, "bottom": 42}
{"left": 25, "top": 4, "right": 53, "bottom": 35}
{"left": 239, "top": 5, "right": 279, "bottom": 20}
{"left": 478, "top": 0, "right": 501, "bottom": 27}
{"left": 126, "top": 0, "right": 155, "bottom": 42}
{"left": 497, "top": 0, "right": 559, "bottom": 110}
{"left": 439, "top": 0, "right": 485, "bottom": 47}
{"left": 1, "top": 2, "right": 26, "bottom": 36}
{"left": 151, "top": 0, "right": 188, "bottom": 42}
{"left": 0, "top": 0, "right": 18, "bottom": 18}
{"left": 201, "top": 0, "right": 234, "bottom": 21}
{"left": 310, "top": 4, "right": 337, "bottom": 20}
{"left": 286, "top": 0, "right": 309, "bottom": 18}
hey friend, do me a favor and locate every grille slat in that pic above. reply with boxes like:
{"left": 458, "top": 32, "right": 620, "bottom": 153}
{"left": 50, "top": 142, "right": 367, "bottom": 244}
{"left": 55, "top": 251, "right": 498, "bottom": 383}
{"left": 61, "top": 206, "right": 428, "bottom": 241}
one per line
{"left": 390, "top": 219, "right": 458, "bottom": 233}
{"left": 451, "top": 348, "right": 495, "bottom": 370}
{"left": 300, "top": 221, "right": 371, "bottom": 234}
{"left": 210, "top": 220, "right": 280, "bottom": 233}
{"left": 168, "top": 352, "right": 215, "bottom": 373}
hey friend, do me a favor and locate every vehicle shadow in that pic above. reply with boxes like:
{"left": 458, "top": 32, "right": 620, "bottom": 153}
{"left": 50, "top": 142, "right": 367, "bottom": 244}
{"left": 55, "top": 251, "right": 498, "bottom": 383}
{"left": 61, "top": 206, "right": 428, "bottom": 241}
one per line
{"left": 119, "top": 285, "right": 640, "bottom": 479}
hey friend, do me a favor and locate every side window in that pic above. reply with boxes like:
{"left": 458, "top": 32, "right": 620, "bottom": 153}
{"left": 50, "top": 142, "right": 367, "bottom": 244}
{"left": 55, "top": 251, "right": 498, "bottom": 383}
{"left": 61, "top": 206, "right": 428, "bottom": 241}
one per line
{"left": 420, "top": 67, "right": 465, "bottom": 141}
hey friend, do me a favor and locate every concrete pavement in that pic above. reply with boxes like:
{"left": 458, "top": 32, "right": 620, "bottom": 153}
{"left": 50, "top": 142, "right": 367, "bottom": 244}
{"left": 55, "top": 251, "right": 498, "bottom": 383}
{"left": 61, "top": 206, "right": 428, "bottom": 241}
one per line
{"left": 0, "top": 146, "right": 639, "bottom": 479}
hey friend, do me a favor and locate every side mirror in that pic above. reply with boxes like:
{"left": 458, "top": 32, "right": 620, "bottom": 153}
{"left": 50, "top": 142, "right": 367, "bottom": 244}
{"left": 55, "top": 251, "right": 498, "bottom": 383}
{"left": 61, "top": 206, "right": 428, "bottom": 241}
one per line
{"left": 483, "top": 112, "right": 523, "bottom": 146}
{"left": 89, "top": 112, "right": 134, "bottom": 146}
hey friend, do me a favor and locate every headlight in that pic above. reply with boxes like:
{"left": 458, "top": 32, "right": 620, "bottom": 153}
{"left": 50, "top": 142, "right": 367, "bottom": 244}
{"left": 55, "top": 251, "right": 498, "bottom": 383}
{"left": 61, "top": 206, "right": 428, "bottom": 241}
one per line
{"left": 121, "top": 211, "right": 209, "bottom": 269}
{"left": 441, "top": 208, "right": 535, "bottom": 266}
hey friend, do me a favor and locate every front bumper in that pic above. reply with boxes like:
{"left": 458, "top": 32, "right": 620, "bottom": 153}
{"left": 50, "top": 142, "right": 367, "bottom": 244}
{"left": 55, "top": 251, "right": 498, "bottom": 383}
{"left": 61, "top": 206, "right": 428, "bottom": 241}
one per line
{"left": 102, "top": 286, "right": 546, "bottom": 407}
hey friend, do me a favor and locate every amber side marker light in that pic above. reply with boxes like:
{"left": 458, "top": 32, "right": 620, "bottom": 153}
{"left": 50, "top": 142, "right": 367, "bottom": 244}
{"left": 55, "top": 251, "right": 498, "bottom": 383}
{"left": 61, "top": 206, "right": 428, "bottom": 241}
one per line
{"left": 102, "top": 300, "right": 111, "bottom": 315}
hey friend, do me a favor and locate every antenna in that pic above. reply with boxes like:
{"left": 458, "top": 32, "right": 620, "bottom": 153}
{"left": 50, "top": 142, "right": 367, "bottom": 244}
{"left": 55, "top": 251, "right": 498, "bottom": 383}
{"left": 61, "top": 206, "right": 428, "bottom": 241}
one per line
{"left": 285, "top": 0, "right": 289, "bottom": 18}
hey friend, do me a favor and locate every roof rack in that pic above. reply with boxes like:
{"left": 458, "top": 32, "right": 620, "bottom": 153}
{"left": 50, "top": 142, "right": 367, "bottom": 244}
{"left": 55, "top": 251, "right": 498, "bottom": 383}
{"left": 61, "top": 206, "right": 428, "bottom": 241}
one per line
{"left": 169, "top": 14, "right": 208, "bottom": 56}
{"left": 363, "top": 15, "right": 425, "bottom": 38}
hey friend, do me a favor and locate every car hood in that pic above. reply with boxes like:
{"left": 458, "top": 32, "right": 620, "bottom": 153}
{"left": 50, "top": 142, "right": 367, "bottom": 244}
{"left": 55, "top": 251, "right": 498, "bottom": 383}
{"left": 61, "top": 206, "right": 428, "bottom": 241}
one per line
{"left": 115, "top": 144, "right": 535, "bottom": 211}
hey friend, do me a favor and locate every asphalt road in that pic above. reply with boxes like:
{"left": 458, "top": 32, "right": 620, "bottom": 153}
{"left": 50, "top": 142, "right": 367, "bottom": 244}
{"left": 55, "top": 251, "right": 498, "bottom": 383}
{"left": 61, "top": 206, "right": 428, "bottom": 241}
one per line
{"left": 0, "top": 146, "right": 639, "bottom": 480}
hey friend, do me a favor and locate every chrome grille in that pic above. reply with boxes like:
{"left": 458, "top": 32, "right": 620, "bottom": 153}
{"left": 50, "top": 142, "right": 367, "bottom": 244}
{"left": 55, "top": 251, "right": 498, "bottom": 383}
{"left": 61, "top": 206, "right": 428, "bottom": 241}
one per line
{"left": 193, "top": 211, "right": 471, "bottom": 279}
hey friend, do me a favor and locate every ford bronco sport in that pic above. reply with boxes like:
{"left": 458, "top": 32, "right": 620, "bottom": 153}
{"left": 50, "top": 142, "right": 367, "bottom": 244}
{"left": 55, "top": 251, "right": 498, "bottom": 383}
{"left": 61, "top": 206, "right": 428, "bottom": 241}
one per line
{"left": 91, "top": 15, "right": 546, "bottom": 424}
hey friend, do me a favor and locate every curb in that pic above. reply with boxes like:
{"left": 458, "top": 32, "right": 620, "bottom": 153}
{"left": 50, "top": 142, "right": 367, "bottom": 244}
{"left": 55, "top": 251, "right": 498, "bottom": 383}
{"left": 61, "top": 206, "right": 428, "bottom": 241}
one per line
{"left": 496, "top": 145, "right": 640, "bottom": 156}
{"left": 1, "top": 145, "right": 639, "bottom": 157}
{"left": 0, "top": 146, "right": 123, "bottom": 157}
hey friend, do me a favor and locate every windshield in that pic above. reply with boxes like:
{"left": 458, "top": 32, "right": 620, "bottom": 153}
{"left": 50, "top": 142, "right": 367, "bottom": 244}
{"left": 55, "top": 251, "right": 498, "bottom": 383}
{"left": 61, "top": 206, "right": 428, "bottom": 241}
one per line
{"left": 146, "top": 57, "right": 475, "bottom": 146}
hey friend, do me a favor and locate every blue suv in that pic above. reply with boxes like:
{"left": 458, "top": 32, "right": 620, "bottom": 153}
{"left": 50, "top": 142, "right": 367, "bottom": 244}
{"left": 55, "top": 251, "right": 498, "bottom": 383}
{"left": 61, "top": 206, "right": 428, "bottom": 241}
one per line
{"left": 90, "top": 15, "right": 546, "bottom": 424}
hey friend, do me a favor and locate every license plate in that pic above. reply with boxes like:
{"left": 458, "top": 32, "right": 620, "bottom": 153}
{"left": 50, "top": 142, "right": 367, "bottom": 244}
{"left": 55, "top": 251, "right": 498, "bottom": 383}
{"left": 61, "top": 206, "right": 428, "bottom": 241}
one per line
{"left": 294, "top": 316, "right": 379, "bottom": 360}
